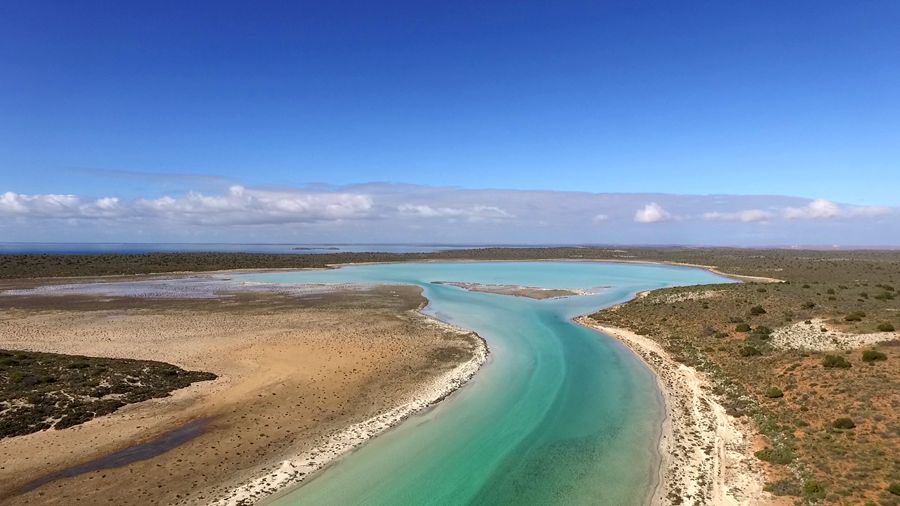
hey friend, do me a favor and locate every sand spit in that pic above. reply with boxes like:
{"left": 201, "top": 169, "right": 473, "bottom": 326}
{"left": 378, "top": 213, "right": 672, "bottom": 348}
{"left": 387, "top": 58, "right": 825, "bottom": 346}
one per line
{"left": 213, "top": 318, "right": 487, "bottom": 506}
{"left": 576, "top": 317, "right": 769, "bottom": 506}
{"left": 770, "top": 318, "right": 899, "bottom": 351}
{"left": 433, "top": 281, "right": 598, "bottom": 299}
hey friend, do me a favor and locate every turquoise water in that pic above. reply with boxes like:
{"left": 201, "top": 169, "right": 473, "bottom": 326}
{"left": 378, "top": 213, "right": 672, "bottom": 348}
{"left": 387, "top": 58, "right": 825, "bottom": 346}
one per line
{"left": 239, "top": 262, "right": 728, "bottom": 505}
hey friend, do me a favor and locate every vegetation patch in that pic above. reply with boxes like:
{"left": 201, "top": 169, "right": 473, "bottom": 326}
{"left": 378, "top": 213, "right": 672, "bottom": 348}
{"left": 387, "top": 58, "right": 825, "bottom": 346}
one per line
{"left": 822, "top": 354, "right": 851, "bottom": 369}
{"left": 764, "top": 386, "right": 784, "bottom": 398}
{"left": 862, "top": 349, "right": 887, "bottom": 362}
{"left": 755, "top": 446, "right": 795, "bottom": 465}
{"left": 0, "top": 349, "right": 216, "bottom": 438}
{"left": 586, "top": 248, "right": 900, "bottom": 504}
{"left": 831, "top": 417, "right": 856, "bottom": 430}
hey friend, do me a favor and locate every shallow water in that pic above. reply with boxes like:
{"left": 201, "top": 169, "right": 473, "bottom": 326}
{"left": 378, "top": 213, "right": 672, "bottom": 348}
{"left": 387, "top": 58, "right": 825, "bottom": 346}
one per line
{"left": 239, "top": 262, "right": 728, "bottom": 505}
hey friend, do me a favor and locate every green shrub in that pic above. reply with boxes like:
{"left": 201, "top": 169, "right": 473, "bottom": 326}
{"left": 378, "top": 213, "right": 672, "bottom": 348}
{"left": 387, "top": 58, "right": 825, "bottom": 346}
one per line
{"left": 876, "top": 322, "right": 895, "bottom": 332}
{"left": 832, "top": 417, "right": 856, "bottom": 429}
{"left": 888, "top": 483, "right": 900, "bottom": 496}
{"left": 764, "top": 479, "right": 801, "bottom": 496}
{"left": 735, "top": 323, "right": 751, "bottom": 332}
{"left": 861, "top": 350, "right": 887, "bottom": 362}
{"left": 822, "top": 354, "right": 851, "bottom": 368}
{"left": 739, "top": 345, "right": 761, "bottom": 357}
{"left": 801, "top": 301, "right": 815, "bottom": 309}
{"left": 755, "top": 447, "right": 794, "bottom": 465}
{"left": 749, "top": 305, "right": 766, "bottom": 315}
{"left": 844, "top": 311, "right": 866, "bottom": 322}
{"left": 764, "top": 387, "right": 784, "bottom": 398}
{"left": 803, "top": 480, "right": 826, "bottom": 501}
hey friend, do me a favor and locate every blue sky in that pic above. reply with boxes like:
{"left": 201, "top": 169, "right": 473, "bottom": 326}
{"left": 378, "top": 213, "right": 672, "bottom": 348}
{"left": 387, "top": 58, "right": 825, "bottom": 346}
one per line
{"left": 1, "top": 1, "right": 899, "bottom": 244}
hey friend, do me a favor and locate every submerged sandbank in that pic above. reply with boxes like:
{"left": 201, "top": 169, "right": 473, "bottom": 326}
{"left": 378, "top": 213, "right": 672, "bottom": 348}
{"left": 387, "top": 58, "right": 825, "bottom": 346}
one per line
{"left": 432, "top": 281, "right": 597, "bottom": 299}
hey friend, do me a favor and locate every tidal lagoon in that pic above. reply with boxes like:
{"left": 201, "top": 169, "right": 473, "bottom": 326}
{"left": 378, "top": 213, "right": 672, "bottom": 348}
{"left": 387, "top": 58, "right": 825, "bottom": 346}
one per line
{"left": 241, "top": 261, "right": 729, "bottom": 505}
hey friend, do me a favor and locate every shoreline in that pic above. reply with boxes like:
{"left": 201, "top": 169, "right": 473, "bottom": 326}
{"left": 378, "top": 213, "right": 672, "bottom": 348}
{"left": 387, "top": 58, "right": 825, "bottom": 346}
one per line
{"left": 2, "top": 260, "right": 764, "bottom": 505}
{"left": 0, "top": 257, "right": 783, "bottom": 287}
{"left": 212, "top": 314, "right": 489, "bottom": 506}
{"left": 1, "top": 282, "right": 484, "bottom": 505}
{"left": 576, "top": 316, "right": 768, "bottom": 505}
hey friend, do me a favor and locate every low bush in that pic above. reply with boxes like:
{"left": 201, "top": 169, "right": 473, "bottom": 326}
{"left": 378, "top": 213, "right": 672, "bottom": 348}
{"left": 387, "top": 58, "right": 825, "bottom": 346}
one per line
{"left": 888, "top": 483, "right": 900, "bottom": 496}
{"left": 876, "top": 322, "right": 895, "bottom": 332}
{"left": 803, "top": 480, "right": 826, "bottom": 501}
{"left": 832, "top": 417, "right": 856, "bottom": 430}
{"left": 764, "top": 386, "right": 784, "bottom": 398}
{"left": 739, "top": 345, "right": 761, "bottom": 357}
{"left": 735, "top": 323, "right": 751, "bottom": 332}
{"left": 764, "top": 479, "right": 801, "bottom": 496}
{"left": 822, "top": 354, "right": 851, "bottom": 368}
{"left": 755, "top": 447, "right": 794, "bottom": 465}
{"left": 749, "top": 305, "right": 767, "bottom": 315}
{"left": 861, "top": 350, "right": 887, "bottom": 362}
{"left": 844, "top": 311, "right": 866, "bottom": 322}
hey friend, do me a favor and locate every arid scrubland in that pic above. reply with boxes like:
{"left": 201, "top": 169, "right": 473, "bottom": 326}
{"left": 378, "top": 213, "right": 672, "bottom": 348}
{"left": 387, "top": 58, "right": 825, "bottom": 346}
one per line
{"left": 590, "top": 250, "right": 900, "bottom": 505}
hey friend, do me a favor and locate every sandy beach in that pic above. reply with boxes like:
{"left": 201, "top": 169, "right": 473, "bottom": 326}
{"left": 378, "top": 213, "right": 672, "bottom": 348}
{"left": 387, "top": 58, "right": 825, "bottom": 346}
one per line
{"left": 0, "top": 283, "right": 486, "bottom": 505}
{"left": 577, "top": 316, "right": 770, "bottom": 505}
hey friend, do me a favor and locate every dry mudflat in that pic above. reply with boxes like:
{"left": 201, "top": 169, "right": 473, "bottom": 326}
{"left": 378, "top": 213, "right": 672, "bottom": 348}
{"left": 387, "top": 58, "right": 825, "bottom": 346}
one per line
{"left": 0, "top": 283, "right": 483, "bottom": 505}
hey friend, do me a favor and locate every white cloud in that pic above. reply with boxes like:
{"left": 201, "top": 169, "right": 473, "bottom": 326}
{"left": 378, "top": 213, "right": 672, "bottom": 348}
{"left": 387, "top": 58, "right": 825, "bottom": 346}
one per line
{"left": 634, "top": 203, "right": 671, "bottom": 223}
{"left": 2, "top": 184, "right": 899, "bottom": 245}
{"left": 1, "top": 187, "right": 373, "bottom": 225}
{"left": 137, "top": 186, "right": 374, "bottom": 225}
{"left": 0, "top": 192, "right": 125, "bottom": 219}
{"left": 783, "top": 199, "right": 841, "bottom": 219}
{"left": 703, "top": 209, "right": 774, "bottom": 223}
{"left": 396, "top": 204, "right": 513, "bottom": 222}
{"left": 783, "top": 199, "right": 893, "bottom": 220}
{"left": 845, "top": 205, "right": 892, "bottom": 218}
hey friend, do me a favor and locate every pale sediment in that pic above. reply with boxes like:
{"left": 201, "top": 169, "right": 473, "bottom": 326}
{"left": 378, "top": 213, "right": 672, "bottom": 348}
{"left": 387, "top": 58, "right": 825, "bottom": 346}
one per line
{"left": 433, "top": 281, "right": 598, "bottom": 299}
{"left": 770, "top": 318, "right": 899, "bottom": 351}
{"left": 576, "top": 317, "right": 769, "bottom": 506}
{"left": 213, "top": 315, "right": 488, "bottom": 506}
{"left": 0, "top": 282, "right": 484, "bottom": 505}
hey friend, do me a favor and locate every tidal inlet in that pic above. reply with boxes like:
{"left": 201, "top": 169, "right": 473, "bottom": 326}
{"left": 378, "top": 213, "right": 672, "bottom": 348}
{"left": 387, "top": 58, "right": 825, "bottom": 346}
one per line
{"left": 236, "top": 261, "right": 729, "bottom": 505}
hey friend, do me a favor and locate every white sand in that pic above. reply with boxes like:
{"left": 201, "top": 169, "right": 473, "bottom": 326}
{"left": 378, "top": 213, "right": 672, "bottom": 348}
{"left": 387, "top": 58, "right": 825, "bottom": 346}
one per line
{"left": 577, "top": 318, "right": 770, "bottom": 506}
{"left": 770, "top": 318, "right": 899, "bottom": 351}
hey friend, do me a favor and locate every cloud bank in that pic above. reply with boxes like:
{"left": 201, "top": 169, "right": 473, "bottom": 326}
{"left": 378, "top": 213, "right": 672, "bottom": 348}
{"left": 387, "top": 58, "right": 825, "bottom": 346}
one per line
{"left": 0, "top": 184, "right": 896, "bottom": 246}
